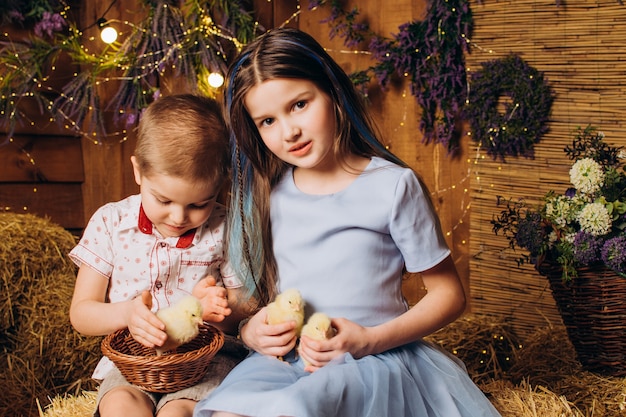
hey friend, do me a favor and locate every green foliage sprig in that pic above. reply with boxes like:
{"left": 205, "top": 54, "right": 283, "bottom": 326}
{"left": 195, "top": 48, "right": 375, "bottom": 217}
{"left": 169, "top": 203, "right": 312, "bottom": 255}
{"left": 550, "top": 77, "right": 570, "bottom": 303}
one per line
{"left": 0, "top": 0, "right": 257, "bottom": 142}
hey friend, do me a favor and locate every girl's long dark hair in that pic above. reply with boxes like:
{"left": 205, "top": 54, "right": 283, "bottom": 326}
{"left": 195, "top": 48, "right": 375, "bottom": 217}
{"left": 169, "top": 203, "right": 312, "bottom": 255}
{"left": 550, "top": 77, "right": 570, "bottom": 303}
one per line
{"left": 225, "top": 28, "right": 407, "bottom": 305}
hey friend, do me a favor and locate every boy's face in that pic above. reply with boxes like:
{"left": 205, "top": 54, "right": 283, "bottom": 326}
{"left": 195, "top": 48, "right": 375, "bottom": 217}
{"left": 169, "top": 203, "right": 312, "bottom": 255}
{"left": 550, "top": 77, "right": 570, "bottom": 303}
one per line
{"left": 131, "top": 157, "right": 219, "bottom": 238}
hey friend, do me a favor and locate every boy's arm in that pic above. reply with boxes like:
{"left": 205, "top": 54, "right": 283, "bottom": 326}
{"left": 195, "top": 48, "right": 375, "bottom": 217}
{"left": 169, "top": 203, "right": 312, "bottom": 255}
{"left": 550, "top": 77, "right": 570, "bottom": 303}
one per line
{"left": 69, "top": 264, "right": 167, "bottom": 348}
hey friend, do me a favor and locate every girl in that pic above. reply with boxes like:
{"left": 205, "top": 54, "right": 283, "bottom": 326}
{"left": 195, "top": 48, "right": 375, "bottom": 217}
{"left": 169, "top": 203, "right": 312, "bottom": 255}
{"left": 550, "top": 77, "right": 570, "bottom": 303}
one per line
{"left": 195, "top": 29, "right": 501, "bottom": 417}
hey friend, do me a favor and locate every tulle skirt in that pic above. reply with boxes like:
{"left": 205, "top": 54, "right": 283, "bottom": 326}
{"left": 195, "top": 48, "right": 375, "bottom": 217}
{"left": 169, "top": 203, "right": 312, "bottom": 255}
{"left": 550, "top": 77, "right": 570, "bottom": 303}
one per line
{"left": 193, "top": 341, "right": 501, "bottom": 417}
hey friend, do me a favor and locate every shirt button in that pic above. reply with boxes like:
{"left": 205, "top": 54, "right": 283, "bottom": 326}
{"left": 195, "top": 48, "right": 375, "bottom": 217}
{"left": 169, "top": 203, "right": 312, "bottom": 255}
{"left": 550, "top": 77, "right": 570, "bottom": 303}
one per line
{"left": 155, "top": 281, "right": 163, "bottom": 289}
{"left": 160, "top": 242, "right": 167, "bottom": 248}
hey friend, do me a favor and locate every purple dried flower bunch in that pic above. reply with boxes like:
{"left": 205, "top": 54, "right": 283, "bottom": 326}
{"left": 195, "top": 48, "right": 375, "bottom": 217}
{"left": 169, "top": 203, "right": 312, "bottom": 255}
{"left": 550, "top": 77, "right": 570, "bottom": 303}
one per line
{"left": 1, "top": 1, "right": 64, "bottom": 28}
{"left": 492, "top": 126, "right": 626, "bottom": 281}
{"left": 311, "top": 0, "right": 473, "bottom": 155}
{"left": 0, "top": 1, "right": 68, "bottom": 39}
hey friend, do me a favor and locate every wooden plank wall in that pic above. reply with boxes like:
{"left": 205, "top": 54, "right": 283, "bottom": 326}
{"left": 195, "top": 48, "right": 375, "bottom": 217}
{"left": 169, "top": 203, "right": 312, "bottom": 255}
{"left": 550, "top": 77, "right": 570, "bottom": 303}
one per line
{"left": 0, "top": 31, "right": 86, "bottom": 232}
{"left": 466, "top": 0, "right": 626, "bottom": 336}
{"left": 0, "top": 0, "right": 470, "bottom": 307}
{"left": 0, "top": 134, "right": 84, "bottom": 230}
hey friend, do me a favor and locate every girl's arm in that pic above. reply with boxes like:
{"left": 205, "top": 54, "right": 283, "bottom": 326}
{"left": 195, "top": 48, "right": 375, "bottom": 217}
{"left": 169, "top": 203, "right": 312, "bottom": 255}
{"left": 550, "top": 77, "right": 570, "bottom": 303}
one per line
{"left": 238, "top": 307, "right": 300, "bottom": 357}
{"left": 299, "top": 255, "right": 466, "bottom": 370}
{"left": 69, "top": 264, "right": 166, "bottom": 348}
{"left": 367, "top": 254, "right": 466, "bottom": 352}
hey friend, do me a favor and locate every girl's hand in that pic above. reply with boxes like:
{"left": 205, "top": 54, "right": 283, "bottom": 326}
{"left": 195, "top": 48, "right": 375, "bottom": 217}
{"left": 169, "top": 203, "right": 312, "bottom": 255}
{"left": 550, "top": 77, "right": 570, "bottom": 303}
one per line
{"left": 192, "top": 275, "right": 232, "bottom": 322}
{"left": 298, "top": 317, "right": 371, "bottom": 372}
{"left": 240, "top": 307, "right": 298, "bottom": 357}
{"left": 126, "top": 291, "right": 167, "bottom": 349}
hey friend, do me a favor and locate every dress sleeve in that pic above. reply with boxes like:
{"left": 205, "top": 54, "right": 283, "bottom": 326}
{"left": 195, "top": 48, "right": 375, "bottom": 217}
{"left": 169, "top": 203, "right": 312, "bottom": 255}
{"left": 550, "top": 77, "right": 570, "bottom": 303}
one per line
{"left": 389, "top": 169, "right": 450, "bottom": 272}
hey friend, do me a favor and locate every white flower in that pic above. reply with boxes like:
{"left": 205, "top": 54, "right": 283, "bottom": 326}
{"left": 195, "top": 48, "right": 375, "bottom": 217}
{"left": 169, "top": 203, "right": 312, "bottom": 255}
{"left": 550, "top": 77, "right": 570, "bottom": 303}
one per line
{"left": 544, "top": 195, "right": 579, "bottom": 227}
{"left": 569, "top": 158, "right": 604, "bottom": 194}
{"left": 564, "top": 232, "right": 577, "bottom": 243}
{"left": 577, "top": 202, "right": 612, "bottom": 236}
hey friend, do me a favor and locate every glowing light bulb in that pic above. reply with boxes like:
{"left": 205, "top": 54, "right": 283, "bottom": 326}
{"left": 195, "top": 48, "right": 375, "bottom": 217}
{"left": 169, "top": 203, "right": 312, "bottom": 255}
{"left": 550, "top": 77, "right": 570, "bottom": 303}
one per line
{"left": 100, "top": 26, "right": 118, "bottom": 44}
{"left": 208, "top": 72, "right": 224, "bottom": 88}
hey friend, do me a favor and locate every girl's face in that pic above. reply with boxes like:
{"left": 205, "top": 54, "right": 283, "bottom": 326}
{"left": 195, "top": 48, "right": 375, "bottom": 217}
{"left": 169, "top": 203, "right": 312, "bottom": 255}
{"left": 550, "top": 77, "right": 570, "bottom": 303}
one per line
{"left": 244, "top": 78, "right": 337, "bottom": 171}
{"left": 131, "top": 157, "right": 219, "bottom": 238}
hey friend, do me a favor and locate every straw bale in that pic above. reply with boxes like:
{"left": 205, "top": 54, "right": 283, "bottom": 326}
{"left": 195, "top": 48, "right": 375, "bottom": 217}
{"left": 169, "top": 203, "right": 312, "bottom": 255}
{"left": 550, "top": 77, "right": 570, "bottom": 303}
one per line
{"left": 427, "top": 313, "right": 522, "bottom": 385}
{"left": 37, "top": 391, "right": 97, "bottom": 417}
{"left": 507, "top": 325, "right": 581, "bottom": 386}
{"left": 482, "top": 379, "right": 586, "bottom": 417}
{"left": 0, "top": 213, "right": 100, "bottom": 417}
{"left": 495, "top": 322, "right": 626, "bottom": 416}
{"left": 0, "top": 213, "right": 77, "bottom": 332}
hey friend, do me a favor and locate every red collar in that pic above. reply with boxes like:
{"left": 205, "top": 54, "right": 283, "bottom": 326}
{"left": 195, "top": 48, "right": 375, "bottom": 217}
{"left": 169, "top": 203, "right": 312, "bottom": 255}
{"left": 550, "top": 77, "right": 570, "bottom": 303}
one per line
{"left": 138, "top": 205, "right": 196, "bottom": 249}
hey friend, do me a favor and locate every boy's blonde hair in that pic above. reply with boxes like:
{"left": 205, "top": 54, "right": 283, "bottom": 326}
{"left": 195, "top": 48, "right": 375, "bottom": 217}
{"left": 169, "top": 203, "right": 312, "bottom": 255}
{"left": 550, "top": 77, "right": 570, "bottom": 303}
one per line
{"left": 134, "top": 94, "right": 230, "bottom": 187}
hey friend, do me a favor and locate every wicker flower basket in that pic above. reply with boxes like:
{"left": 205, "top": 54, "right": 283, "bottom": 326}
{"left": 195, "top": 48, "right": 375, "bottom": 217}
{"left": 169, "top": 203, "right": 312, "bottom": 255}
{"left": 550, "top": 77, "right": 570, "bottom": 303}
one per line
{"left": 538, "top": 263, "right": 626, "bottom": 376}
{"left": 101, "top": 323, "right": 224, "bottom": 393}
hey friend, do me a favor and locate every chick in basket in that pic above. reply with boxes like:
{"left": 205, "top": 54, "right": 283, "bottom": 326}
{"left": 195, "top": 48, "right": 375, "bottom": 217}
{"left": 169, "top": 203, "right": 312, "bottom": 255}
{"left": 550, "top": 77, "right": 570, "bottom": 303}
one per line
{"left": 144, "top": 293, "right": 204, "bottom": 356}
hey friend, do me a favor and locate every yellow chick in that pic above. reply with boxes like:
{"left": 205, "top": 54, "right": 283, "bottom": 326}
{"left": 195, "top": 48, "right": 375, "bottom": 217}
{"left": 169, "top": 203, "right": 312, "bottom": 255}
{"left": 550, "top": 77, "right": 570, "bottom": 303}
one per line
{"left": 299, "top": 312, "right": 335, "bottom": 367}
{"left": 266, "top": 288, "right": 305, "bottom": 336}
{"left": 154, "top": 295, "right": 204, "bottom": 356}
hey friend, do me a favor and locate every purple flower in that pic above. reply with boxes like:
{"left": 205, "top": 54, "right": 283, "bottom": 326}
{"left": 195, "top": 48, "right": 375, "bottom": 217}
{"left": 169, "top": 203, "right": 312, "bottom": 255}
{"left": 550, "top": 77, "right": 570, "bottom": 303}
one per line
{"left": 33, "top": 12, "right": 67, "bottom": 39}
{"left": 601, "top": 236, "right": 626, "bottom": 274}
{"left": 307, "top": 0, "right": 325, "bottom": 10}
{"left": 573, "top": 231, "right": 603, "bottom": 265}
{"left": 124, "top": 112, "right": 137, "bottom": 127}
{"left": 8, "top": 10, "right": 25, "bottom": 23}
{"left": 565, "top": 187, "right": 577, "bottom": 198}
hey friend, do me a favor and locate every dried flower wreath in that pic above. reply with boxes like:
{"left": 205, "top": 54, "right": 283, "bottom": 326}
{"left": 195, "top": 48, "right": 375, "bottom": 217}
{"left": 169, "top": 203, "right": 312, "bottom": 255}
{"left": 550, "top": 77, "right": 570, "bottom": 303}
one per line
{"left": 463, "top": 54, "right": 555, "bottom": 160}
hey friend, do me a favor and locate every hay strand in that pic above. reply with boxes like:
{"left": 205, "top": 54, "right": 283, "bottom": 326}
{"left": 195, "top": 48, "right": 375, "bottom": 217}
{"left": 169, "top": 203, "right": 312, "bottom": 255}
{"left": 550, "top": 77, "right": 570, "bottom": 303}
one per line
{"left": 37, "top": 391, "right": 97, "bottom": 417}
{"left": 427, "top": 313, "right": 522, "bottom": 384}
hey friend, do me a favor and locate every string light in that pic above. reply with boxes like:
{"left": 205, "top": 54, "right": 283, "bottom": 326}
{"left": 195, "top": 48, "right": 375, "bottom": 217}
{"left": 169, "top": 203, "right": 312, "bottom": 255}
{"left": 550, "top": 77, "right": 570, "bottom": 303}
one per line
{"left": 207, "top": 72, "right": 224, "bottom": 88}
{"left": 96, "top": 17, "right": 118, "bottom": 44}
{"left": 100, "top": 25, "right": 118, "bottom": 44}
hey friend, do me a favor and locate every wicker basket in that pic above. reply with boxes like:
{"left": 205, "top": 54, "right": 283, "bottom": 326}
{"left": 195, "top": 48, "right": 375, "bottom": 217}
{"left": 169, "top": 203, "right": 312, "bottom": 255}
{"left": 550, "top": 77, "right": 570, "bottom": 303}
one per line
{"left": 101, "top": 323, "right": 224, "bottom": 393}
{"left": 539, "top": 263, "right": 626, "bottom": 376}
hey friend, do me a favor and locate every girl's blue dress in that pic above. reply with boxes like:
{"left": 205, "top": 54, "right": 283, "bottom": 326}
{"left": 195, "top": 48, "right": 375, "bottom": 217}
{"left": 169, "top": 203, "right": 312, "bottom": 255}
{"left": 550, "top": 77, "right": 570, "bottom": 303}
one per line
{"left": 194, "top": 158, "right": 501, "bottom": 417}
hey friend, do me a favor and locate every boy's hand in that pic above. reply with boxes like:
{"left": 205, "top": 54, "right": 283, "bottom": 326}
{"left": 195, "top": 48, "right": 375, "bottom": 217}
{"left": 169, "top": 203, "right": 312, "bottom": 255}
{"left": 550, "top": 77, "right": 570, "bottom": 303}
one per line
{"left": 126, "top": 290, "right": 167, "bottom": 349}
{"left": 193, "top": 275, "right": 232, "bottom": 322}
